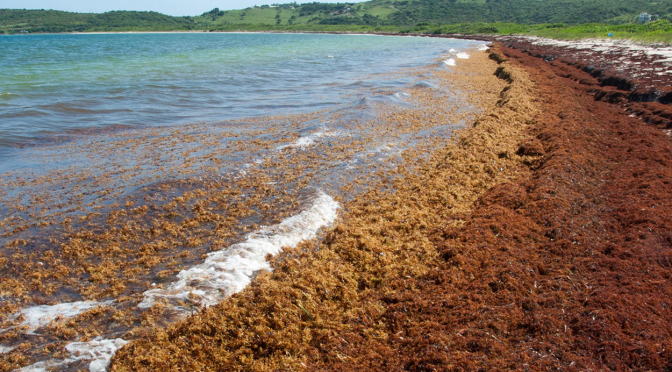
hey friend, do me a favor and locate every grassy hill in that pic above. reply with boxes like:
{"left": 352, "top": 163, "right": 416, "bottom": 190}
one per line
{"left": 383, "top": 0, "right": 672, "bottom": 25}
{"left": 195, "top": 0, "right": 672, "bottom": 29}
{"left": 1, "top": 0, "right": 672, "bottom": 36}
{"left": 0, "top": 9, "right": 196, "bottom": 34}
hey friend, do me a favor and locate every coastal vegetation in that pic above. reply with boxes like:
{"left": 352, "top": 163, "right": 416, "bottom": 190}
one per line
{"left": 415, "top": 19, "right": 672, "bottom": 43}
{"left": 194, "top": 0, "right": 671, "bottom": 28}
{"left": 0, "top": 9, "right": 196, "bottom": 34}
{"left": 2, "top": 0, "right": 672, "bottom": 43}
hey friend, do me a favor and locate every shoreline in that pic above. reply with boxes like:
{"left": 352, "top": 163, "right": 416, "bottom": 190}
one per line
{"left": 2, "top": 28, "right": 667, "bottom": 44}
{"left": 110, "top": 46, "right": 533, "bottom": 370}
{"left": 2, "top": 32, "right": 672, "bottom": 370}
{"left": 110, "top": 38, "right": 672, "bottom": 371}
{"left": 8, "top": 29, "right": 671, "bottom": 55}
{"left": 2, "top": 30, "right": 460, "bottom": 38}
{"left": 0, "top": 40, "right": 487, "bottom": 371}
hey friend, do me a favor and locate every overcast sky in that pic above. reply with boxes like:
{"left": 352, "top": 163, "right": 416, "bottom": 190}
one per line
{"left": 0, "top": 0, "right": 367, "bottom": 16}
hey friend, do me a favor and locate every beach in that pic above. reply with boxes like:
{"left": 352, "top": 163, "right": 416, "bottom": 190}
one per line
{"left": 0, "top": 35, "right": 488, "bottom": 371}
{"left": 1, "top": 33, "right": 672, "bottom": 371}
{"left": 113, "top": 41, "right": 672, "bottom": 370}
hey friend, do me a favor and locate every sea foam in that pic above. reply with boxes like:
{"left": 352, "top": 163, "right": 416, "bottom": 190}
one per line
{"left": 456, "top": 52, "right": 470, "bottom": 59}
{"left": 139, "top": 191, "right": 340, "bottom": 309}
{"left": 277, "top": 129, "right": 331, "bottom": 150}
{"left": 15, "top": 301, "right": 109, "bottom": 333}
{"left": 65, "top": 339, "right": 129, "bottom": 372}
{"left": 19, "top": 338, "right": 128, "bottom": 372}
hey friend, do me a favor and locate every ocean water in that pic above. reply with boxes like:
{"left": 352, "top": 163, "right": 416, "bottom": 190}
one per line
{"left": 2, "top": 32, "right": 467, "bottom": 170}
{"left": 0, "top": 32, "right": 483, "bottom": 371}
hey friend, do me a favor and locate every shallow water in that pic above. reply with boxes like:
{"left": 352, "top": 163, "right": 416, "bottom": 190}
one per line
{"left": 0, "top": 33, "right": 483, "bottom": 371}
{"left": 2, "top": 32, "right": 466, "bottom": 171}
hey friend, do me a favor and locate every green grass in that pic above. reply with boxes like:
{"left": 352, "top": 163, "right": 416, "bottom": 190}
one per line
{"left": 360, "top": 5, "right": 397, "bottom": 18}
{"left": 530, "top": 20, "right": 672, "bottom": 43}
{"left": 212, "top": 8, "right": 291, "bottom": 25}
{"left": 194, "top": 5, "right": 354, "bottom": 27}
{"left": 205, "top": 22, "right": 399, "bottom": 33}
{"left": 210, "top": 9, "right": 316, "bottom": 26}
{"left": 193, "top": 0, "right": 672, "bottom": 29}
{"left": 405, "top": 20, "right": 672, "bottom": 45}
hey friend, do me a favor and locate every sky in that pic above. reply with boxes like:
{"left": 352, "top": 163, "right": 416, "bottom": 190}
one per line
{"left": 0, "top": 0, "right": 367, "bottom": 16}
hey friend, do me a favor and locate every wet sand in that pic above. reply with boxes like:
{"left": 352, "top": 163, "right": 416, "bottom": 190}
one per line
{"left": 110, "top": 41, "right": 672, "bottom": 371}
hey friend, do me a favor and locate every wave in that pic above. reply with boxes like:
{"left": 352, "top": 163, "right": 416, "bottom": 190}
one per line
{"left": 138, "top": 191, "right": 340, "bottom": 309}
{"left": 277, "top": 128, "right": 332, "bottom": 150}
{"left": 2, "top": 300, "right": 110, "bottom": 334}
{"left": 19, "top": 338, "right": 128, "bottom": 372}
{"left": 50, "top": 105, "right": 134, "bottom": 114}
{"left": 0, "top": 37, "right": 482, "bottom": 369}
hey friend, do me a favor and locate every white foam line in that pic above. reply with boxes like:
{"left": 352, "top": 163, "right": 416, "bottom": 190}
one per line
{"left": 456, "top": 52, "right": 470, "bottom": 59}
{"left": 19, "top": 338, "right": 128, "bottom": 372}
{"left": 5, "top": 301, "right": 110, "bottom": 334}
{"left": 139, "top": 191, "right": 340, "bottom": 309}
{"left": 66, "top": 339, "right": 129, "bottom": 372}
{"left": 444, "top": 58, "right": 456, "bottom": 66}
{"left": 277, "top": 128, "right": 331, "bottom": 150}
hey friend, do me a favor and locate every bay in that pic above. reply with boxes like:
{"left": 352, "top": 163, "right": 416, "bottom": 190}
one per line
{"left": 0, "top": 32, "right": 471, "bottom": 170}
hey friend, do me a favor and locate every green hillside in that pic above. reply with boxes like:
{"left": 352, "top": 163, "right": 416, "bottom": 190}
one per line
{"left": 195, "top": 0, "right": 672, "bottom": 28}
{"left": 383, "top": 0, "right": 672, "bottom": 25}
{"left": 0, "top": 9, "right": 195, "bottom": 34}
{"left": 1, "top": 0, "right": 672, "bottom": 35}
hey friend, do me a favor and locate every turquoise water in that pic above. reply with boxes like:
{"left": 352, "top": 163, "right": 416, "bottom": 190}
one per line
{"left": 0, "top": 33, "right": 479, "bottom": 218}
{"left": 0, "top": 33, "right": 471, "bottom": 157}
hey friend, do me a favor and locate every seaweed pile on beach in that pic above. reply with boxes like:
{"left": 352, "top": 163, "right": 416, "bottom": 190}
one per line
{"left": 112, "top": 42, "right": 672, "bottom": 371}
{"left": 3, "top": 35, "right": 672, "bottom": 371}
{"left": 0, "top": 44, "right": 491, "bottom": 370}
{"left": 108, "top": 49, "right": 536, "bottom": 370}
